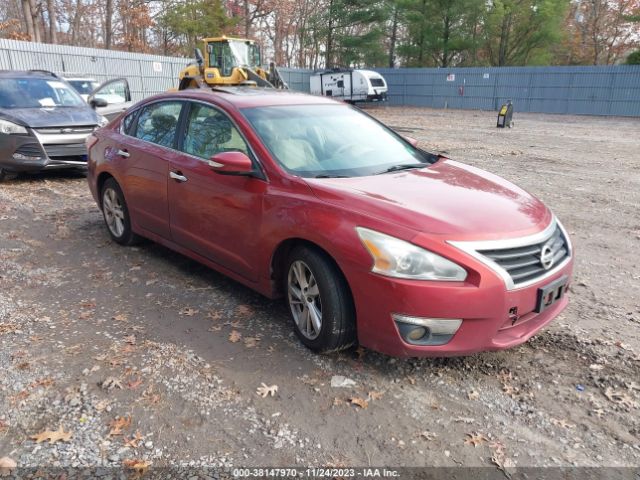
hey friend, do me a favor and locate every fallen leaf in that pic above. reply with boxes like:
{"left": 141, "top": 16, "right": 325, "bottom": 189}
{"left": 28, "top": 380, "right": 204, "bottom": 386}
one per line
{"left": 123, "top": 430, "right": 144, "bottom": 448}
{"left": 123, "top": 335, "right": 136, "bottom": 345}
{"left": 0, "top": 456, "right": 17, "bottom": 477}
{"left": 368, "top": 391, "right": 384, "bottom": 401}
{"left": 208, "top": 325, "right": 222, "bottom": 332}
{"left": 235, "top": 305, "right": 253, "bottom": 317}
{"left": 112, "top": 314, "right": 128, "bottom": 322}
{"left": 256, "top": 383, "right": 278, "bottom": 398}
{"left": 464, "top": 432, "right": 488, "bottom": 447}
{"left": 333, "top": 397, "right": 345, "bottom": 407}
{"left": 123, "top": 458, "right": 150, "bottom": 475}
{"left": 229, "top": 330, "right": 242, "bottom": 343}
{"left": 78, "top": 311, "right": 93, "bottom": 320}
{"left": 418, "top": 431, "right": 437, "bottom": 441}
{"left": 406, "top": 376, "right": 417, "bottom": 385}
{"left": 244, "top": 336, "right": 260, "bottom": 348}
{"left": 349, "top": 397, "right": 369, "bottom": 409}
{"left": 100, "top": 376, "right": 123, "bottom": 391}
{"left": 0, "top": 323, "right": 18, "bottom": 335}
{"left": 179, "top": 307, "right": 199, "bottom": 316}
{"left": 30, "top": 426, "right": 72, "bottom": 444}
{"left": 468, "top": 390, "right": 480, "bottom": 400}
{"left": 128, "top": 378, "right": 143, "bottom": 390}
{"left": 207, "top": 310, "right": 223, "bottom": 321}
{"left": 355, "top": 346, "right": 366, "bottom": 360}
{"left": 108, "top": 416, "right": 132, "bottom": 436}
{"left": 550, "top": 417, "right": 575, "bottom": 429}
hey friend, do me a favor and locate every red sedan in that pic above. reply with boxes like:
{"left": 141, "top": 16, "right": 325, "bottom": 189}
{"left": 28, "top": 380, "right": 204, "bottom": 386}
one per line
{"left": 86, "top": 88, "right": 573, "bottom": 358}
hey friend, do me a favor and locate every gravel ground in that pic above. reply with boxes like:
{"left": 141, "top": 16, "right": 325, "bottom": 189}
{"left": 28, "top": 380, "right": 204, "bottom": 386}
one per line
{"left": 0, "top": 107, "right": 639, "bottom": 475}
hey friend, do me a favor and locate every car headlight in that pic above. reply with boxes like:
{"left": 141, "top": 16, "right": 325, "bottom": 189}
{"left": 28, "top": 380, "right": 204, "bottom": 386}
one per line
{"left": 0, "top": 118, "right": 28, "bottom": 135}
{"left": 98, "top": 115, "right": 109, "bottom": 127}
{"left": 356, "top": 227, "right": 467, "bottom": 281}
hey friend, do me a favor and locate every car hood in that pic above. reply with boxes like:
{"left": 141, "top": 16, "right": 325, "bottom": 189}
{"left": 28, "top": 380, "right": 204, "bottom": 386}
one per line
{"left": 304, "top": 159, "right": 552, "bottom": 239}
{"left": 0, "top": 107, "right": 100, "bottom": 128}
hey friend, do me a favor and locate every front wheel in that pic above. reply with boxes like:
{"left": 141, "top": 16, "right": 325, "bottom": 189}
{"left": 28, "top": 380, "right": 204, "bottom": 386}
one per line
{"left": 101, "top": 178, "right": 140, "bottom": 246}
{"left": 285, "top": 246, "right": 356, "bottom": 353}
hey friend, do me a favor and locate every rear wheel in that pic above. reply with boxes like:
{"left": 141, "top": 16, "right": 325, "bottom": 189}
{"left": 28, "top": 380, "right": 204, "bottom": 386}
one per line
{"left": 101, "top": 178, "right": 140, "bottom": 246}
{"left": 286, "top": 246, "right": 356, "bottom": 353}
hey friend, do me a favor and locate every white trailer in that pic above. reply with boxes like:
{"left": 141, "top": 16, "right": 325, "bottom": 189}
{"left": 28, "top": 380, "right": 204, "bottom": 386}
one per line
{"left": 310, "top": 69, "right": 388, "bottom": 103}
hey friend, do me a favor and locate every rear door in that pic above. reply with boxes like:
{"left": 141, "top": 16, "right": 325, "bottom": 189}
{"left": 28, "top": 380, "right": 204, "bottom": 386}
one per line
{"left": 167, "top": 101, "right": 266, "bottom": 281}
{"left": 116, "top": 100, "right": 185, "bottom": 240}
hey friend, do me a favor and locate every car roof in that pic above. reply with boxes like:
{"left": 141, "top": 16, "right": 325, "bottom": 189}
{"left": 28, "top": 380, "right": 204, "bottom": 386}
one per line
{"left": 0, "top": 70, "right": 61, "bottom": 79}
{"left": 160, "top": 87, "right": 343, "bottom": 109}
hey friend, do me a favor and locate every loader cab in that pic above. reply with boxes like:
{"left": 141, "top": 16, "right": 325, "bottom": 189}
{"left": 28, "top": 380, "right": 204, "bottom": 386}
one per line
{"left": 206, "top": 37, "right": 262, "bottom": 76}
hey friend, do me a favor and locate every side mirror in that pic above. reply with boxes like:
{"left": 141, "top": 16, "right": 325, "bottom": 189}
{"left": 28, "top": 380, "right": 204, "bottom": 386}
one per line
{"left": 403, "top": 136, "right": 419, "bottom": 148}
{"left": 208, "top": 151, "right": 254, "bottom": 176}
{"left": 89, "top": 97, "right": 108, "bottom": 109}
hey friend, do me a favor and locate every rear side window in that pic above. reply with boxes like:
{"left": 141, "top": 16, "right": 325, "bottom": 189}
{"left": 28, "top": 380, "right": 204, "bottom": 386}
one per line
{"left": 133, "top": 101, "right": 182, "bottom": 148}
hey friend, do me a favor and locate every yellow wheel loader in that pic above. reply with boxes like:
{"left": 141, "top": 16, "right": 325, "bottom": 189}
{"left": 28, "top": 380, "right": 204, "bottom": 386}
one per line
{"left": 178, "top": 37, "right": 288, "bottom": 90}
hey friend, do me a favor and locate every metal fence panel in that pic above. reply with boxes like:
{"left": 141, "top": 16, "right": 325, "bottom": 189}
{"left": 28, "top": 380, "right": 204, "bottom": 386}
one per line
{"left": 2, "top": 39, "right": 639, "bottom": 116}
{"left": 375, "top": 65, "right": 640, "bottom": 116}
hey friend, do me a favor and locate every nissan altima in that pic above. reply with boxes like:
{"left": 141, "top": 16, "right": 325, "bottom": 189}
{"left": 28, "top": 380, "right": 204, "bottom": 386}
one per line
{"left": 86, "top": 88, "right": 574, "bottom": 357}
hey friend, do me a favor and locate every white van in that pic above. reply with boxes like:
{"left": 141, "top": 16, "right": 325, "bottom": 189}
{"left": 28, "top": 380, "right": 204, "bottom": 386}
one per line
{"left": 310, "top": 69, "right": 388, "bottom": 103}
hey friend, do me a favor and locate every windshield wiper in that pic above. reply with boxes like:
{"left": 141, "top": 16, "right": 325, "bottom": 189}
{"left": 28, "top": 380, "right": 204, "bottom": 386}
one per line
{"left": 314, "top": 174, "right": 349, "bottom": 178}
{"left": 374, "top": 163, "right": 426, "bottom": 175}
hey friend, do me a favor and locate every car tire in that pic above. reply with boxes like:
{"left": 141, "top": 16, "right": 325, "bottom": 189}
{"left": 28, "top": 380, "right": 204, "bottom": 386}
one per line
{"left": 0, "top": 168, "right": 7, "bottom": 182}
{"left": 101, "top": 178, "right": 141, "bottom": 246}
{"left": 285, "top": 246, "right": 356, "bottom": 353}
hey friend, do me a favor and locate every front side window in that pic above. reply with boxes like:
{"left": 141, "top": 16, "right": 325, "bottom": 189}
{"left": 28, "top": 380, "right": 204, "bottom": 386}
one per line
{"left": 67, "top": 80, "right": 100, "bottom": 95}
{"left": 242, "top": 104, "right": 430, "bottom": 177}
{"left": 0, "top": 78, "right": 86, "bottom": 108}
{"left": 182, "top": 103, "right": 250, "bottom": 159}
{"left": 133, "top": 101, "right": 182, "bottom": 148}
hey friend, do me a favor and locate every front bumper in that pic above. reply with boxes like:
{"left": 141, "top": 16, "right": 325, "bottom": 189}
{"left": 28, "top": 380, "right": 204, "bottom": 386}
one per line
{"left": 346, "top": 251, "right": 574, "bottom": 358}
{"left": 0, "top": 130, "right": 91, "bottom": 173}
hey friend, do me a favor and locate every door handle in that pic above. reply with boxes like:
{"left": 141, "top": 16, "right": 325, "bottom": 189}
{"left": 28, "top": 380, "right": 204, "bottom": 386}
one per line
{"left": 170, "top": 171, "right": 188, "bottom": 182}
{"left": 117, "top": 149, "right": 130, "bottom": 158}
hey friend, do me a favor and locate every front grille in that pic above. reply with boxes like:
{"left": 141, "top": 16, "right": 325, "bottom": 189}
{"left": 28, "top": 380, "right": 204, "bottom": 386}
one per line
{"left": 43, "top": 143, "right": 87, "bottom": 160}
{"left": 15, "top": 143, "right": 44, "bottom": 157}
{"left": 35, "top": 126, "right": 95, "bottom": 135}
{"left": 477, "top": 225, "right": 569, "bottom": 286}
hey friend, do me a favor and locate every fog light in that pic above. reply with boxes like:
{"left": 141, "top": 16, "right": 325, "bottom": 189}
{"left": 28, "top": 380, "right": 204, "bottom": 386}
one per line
{"left": 13, "top": 153, "right": 42, "bottom": 161}
{"left": 406, "top": 326, "right": 427, "bottom": 341}
{"left": 393, "top": 314, "right": 462, "bottom": 346}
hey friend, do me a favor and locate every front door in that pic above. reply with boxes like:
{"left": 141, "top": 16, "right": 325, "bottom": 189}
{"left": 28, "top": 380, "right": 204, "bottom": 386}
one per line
{"left": 168, "top": 102, "right": 266, "bottom": 281}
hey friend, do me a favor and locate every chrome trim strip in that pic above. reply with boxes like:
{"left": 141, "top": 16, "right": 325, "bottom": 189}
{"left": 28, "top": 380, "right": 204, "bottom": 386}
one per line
{"left": 448, "top": 217, "right": 572, "bottom": 291}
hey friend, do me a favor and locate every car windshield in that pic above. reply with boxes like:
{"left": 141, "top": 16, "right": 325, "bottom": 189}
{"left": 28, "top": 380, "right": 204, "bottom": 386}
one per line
{"left": 67, "top": 80, "right": 100, "bottom": 95}
{"left": 242, "top": 104, "right": 430, "bottom": 178}
{"left": 0, "top": 78, "right": 86, "bottom": 108}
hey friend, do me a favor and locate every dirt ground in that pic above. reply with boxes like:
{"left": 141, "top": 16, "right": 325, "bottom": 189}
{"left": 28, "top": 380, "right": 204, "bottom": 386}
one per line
{"left": 0, "top": 107, "right": 639, "bottom": 475}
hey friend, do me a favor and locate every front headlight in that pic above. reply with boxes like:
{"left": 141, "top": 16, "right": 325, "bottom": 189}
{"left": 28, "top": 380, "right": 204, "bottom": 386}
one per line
{"left": 98, "top": 115, "right": 109, "bottom": 127}
{"left": 0, "top": 118, "right": 28, "bottom": 135}
{"left": 356, "top": 227, "right": 467, "bottom": 281}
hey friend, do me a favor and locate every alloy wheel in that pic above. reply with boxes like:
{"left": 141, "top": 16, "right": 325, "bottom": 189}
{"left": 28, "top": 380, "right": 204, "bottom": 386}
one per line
{"left": 102, "top": 187, "right": 125, "bottom": 238}
{"left": 288, "top": 260, "right": 323, "bottom": 340}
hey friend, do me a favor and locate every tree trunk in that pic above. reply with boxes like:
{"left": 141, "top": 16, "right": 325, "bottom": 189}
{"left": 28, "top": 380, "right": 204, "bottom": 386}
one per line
{"left": 71, "top": 0, "right": 82, "bottom": 44}
{"left": 442, "top": 14, "right": 450, "bottom": 67}
{"left": 498, "top": 13, "right": 511, "bottom": 66}
{"left": 388, "top": 4, "right": 398, "bottom": 68}
{"left": 325, "top": 0, "right": 334, "bottom": 68}
{"left": 244, "top": 0, "right": 250, "bottom": 38}
{"left": 22, "top": 0, "right": 36, "bottom": 41}
{"left": 28, "top": 0, "right": 41, "bottom": 42}
{"left": 46, "top": 0, "right": 57, "bottom": 43}
{"left": 105, "top": 0, "right": 113, "bottom": 48}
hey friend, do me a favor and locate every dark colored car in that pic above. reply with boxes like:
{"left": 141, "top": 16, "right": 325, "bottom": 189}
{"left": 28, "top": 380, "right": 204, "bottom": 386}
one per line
{"left": 86, "top": 88, "right": 574, "bottom": 358}
{"left": 0, "top": 70, "right": 108, "bottom": 180}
